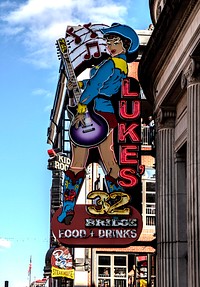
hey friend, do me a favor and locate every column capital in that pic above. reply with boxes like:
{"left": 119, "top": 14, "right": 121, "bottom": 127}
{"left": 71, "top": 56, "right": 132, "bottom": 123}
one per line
{"left": 181, "top": 56, "right": 200, "bottom": 88}
{"left": 156, "top": 106, "right": 176, "bottom": 129}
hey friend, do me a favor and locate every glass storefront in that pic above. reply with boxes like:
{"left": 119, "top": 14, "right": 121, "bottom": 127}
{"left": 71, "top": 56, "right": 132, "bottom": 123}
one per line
{"left": 97, "top": 253, "right": 155, "bottom": 287}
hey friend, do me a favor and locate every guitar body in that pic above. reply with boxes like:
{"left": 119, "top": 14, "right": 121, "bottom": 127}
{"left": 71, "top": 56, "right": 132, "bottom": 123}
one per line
{"left": 67, "top": 105, "right": 109, "bottom": 147}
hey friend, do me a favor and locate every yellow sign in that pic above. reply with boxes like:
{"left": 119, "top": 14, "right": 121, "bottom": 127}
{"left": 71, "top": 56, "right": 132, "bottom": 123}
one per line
{"left": 140, "top": 279, "right": 147, "bottom": 287}
{"left": 51, "top": 266, "right": 75, "bottom": 279}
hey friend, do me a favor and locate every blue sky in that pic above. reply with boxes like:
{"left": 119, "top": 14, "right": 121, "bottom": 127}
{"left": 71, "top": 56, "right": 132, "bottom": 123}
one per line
{"left": 0, "top": 1, "right": 151, "bottom": 286}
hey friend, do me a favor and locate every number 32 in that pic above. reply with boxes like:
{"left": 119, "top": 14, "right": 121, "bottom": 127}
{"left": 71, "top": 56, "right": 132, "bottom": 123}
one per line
{"left": 87, "top": 191, "right": 131, "bottom": 215}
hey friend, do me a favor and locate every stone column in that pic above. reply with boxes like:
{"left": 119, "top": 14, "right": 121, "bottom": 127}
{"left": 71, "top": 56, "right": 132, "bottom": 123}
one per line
{"left": 174, "top": 151, "right": 187, "bottom": 287}
{"left": 182, "top": 57, "right": 200, "bottom": 287}
{"left": 156, "top": 107, "right": 177, "bottom": 287}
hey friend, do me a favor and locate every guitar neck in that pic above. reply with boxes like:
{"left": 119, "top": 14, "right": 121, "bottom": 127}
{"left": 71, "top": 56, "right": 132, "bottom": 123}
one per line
{"left": 57, "top": 38, "right": 81, "bottom": 104}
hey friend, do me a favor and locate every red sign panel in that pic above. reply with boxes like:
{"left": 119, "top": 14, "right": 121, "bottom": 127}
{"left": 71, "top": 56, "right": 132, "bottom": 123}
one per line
{"left": 52, "top": 205, "right": 142, "bottom": 247}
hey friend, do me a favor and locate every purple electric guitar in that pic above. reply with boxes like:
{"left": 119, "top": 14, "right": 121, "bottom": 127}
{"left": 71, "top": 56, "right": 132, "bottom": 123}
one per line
{"left": 56, "top": 38, "right": 109, "bottom": 147}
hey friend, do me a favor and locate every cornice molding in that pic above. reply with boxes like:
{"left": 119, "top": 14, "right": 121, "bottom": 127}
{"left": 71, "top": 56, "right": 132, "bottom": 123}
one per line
{"left": 139, "top": 0, "right": 198, "bottom": 104}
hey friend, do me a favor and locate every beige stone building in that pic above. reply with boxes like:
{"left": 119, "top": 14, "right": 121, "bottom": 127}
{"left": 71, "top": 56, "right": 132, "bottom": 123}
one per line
{"left": 139, "top": 0, "right": 200, "bottom": 287}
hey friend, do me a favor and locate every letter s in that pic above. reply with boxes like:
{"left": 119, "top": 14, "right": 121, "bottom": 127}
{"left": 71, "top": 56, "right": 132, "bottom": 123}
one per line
{"left": 119, "top": 168, "right": 138, "bottom": 187}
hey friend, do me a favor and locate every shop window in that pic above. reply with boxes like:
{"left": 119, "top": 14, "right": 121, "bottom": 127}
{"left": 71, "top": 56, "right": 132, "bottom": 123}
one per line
{"left": 128, "top": 254, "right": 156, "bottom": 287}
{"left": 136, "top": 255, "right": 147, "bottom": 286}
{"left": 98, "top": 255, "right": 111, "bottom": 266}
{"left": 97, "top": 254, "right": 127, "bottom": 287}
{"left": 114, "top": 256, "right": 126, "bottom": 266}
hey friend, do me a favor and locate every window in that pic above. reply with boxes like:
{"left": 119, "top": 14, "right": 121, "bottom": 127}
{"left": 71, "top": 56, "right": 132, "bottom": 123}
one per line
{"left": 97, "top": 254, "right": 127, "bottom": 287}
{"left": 99, "top": 256, "right": 111, "bottom": 266}
{"left": 146, "top": 182, "right": 155, "bottom": 191}
{"left": 135, "top": 255, "right": 147, "bottom": 287}
{"left": 62, "top": 110, "right": 71, "bottom": 154}
{"left": 142, "top": 179, "right": 156, "bottom": 227}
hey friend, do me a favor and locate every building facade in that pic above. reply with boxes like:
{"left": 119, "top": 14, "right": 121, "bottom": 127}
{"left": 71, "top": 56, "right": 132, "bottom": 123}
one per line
{"left": 139, "top": 0, "right": 200, "bottom": 286}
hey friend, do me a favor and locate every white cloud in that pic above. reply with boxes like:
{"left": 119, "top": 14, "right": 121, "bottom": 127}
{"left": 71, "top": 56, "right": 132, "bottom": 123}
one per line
{"left": 0, "top": 238, "right": 11, "bottom": 249}
{"left": 32, "top": 88, "right": 53, "bottom": 100}
{"left": 32, "top": 88, "right": 54, "bottom": 112}
{"left": 44, "top": 104, "right": 53, "bottom": 112}
{"left": 0, "top": 0, "right": 129, "bottom": 68}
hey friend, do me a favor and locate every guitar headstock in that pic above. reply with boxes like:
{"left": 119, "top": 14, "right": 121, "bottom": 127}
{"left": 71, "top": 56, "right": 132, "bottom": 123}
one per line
{"left": 55, "top": 37, "right": 81, "bottom": 103}
{"left": 55, "top": 38, "right": 68, "bottom": 60}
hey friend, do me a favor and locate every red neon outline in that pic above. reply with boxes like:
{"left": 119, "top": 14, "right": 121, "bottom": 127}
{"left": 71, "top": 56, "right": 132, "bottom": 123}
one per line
{"left": 122, "top": 78, "right": 139, "bottom": 98}
{"left": 118, "top": 123, "right": 140, "bottom": 142}
{"left": 119, "top": 145, "right": 139, "bottom": 165}
{"left": 119, "top": 168, "right": 138, "bottom": 187}
{"left": 119, "top": 100, "right": 140, "bottom": 119}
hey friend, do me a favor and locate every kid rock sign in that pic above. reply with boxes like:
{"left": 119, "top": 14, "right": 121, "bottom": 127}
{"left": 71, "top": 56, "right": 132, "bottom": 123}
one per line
{"left": 50, "top": 23, "right": 144, "bottom": 247}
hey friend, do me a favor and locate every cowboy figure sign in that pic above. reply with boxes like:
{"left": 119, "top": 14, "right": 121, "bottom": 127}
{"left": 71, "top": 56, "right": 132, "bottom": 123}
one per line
{"left": 51, "top": 23, "right": 144, "bottom": 247}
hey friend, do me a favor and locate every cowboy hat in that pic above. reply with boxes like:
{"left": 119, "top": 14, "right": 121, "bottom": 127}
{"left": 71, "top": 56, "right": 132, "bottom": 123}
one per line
{"left": 100, "top": 23, "right": 139, "bottom": 62}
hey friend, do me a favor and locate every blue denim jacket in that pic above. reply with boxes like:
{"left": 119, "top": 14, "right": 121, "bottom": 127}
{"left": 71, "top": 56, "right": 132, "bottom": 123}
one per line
{"left": 80, "top": 54, "right": 128, "bottom": 113}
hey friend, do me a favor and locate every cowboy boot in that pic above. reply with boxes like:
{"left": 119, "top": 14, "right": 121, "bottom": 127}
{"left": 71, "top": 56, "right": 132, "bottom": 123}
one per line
{"left": 105, "top": 174, "right": 125, "bottom": 193}
{"left": 105, "top": 175, "right": 127, "bottom": 218}
{"left": 57, "top": 169, "right": 85, "bottom": 225}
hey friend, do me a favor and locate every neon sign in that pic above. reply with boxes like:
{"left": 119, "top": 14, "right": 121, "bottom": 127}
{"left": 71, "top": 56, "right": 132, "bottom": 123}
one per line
{"left": 50, "top": 23, "right": 144, "bottom": 246}
{"left": 51, "top": 78, "right": 143, "bottom": 246}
